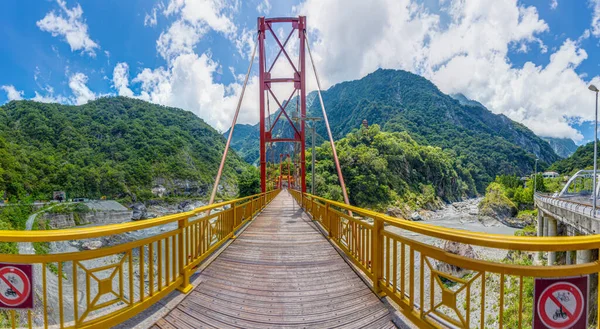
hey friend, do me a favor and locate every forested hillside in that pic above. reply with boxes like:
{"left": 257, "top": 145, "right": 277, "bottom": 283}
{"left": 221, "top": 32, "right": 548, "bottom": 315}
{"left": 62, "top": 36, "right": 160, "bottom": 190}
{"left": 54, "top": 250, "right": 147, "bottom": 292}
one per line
{"left": 311, "top": 124, "right": 477, "bottom": 211}
{"left": 549, "top": 142, "right": 593, "bottom": 174}
{"left": 228, "top": 69, "right": 559, "bottom": 193}
{"left": 0, "top": 97, "right": 249, "bottom": 201}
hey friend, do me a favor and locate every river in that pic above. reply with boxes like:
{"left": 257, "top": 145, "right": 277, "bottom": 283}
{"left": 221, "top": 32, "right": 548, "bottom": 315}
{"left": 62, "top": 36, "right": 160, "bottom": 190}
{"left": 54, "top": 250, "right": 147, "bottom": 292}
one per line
{"left": 386, "top": 197, "right": 519, "bottom": 261}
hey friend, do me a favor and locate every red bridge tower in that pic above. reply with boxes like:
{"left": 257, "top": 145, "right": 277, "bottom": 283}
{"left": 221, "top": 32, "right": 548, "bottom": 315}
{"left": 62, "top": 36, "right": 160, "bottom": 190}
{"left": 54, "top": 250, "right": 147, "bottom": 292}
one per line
{"left": 258, "top": 16, "right": 307, "bottom": 193}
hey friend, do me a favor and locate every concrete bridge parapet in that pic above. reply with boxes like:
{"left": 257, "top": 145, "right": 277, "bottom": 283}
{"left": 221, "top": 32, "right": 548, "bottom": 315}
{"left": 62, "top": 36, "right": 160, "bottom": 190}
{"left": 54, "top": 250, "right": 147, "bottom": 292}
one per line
{"left": 535, "top": 194, "right": 598, "bottom": 265}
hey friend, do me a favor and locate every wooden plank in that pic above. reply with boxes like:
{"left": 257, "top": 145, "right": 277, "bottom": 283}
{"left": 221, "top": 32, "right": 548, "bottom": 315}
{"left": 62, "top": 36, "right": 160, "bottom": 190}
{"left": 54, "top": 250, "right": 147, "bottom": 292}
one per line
{"left": 154, "top": 191, "right": 395, "bottom": 328}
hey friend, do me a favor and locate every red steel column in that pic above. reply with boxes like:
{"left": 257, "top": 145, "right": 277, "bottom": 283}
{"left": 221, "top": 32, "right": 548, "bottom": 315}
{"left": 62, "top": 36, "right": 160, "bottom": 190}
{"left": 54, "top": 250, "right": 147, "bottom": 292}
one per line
{"left": 299, "top": 16, "right": 307, "bottom": 193}
{"left": 258, "top": 17, "right": 267, "bottom": 192}
{"left": 287, "top": 154, "right": 291, "bottom": 189}
{"left": 279, "top": 154, "right": 283, "bottom": 189}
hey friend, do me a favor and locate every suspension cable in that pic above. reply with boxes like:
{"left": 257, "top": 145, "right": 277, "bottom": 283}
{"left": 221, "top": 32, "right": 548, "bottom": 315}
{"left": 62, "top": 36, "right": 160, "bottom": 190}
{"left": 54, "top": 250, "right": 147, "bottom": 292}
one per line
{"left": 304, "top": 31, "right": 351, "bottom": 207}
{"left": 209, "top": 34, "right": 259, "bottom": 206}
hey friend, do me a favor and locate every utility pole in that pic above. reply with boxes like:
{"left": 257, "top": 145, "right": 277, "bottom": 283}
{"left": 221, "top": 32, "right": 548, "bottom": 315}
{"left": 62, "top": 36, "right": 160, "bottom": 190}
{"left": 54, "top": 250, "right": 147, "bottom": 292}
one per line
{"left": 293, "top": 116, "right": 322, "bottom": 194}
{"left": 589, "top": 84, "right": 599, "bottom": 215}
{"left": 534, "top": 158, "right": 539, "bottom": 193}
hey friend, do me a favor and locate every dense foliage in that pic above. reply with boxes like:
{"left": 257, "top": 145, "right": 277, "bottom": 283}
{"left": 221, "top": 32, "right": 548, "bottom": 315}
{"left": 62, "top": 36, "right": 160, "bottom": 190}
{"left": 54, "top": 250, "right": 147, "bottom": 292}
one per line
{"left": 478, "top": 174, "right": 547, "bottom": 221}
{"left": 311, "top": 125, "right": 476, "bottom": 210}
{"left": 487, "top": 174, "right": 538, "bottom": 208}
{"left": 228, "top": 69, "right": 559, "bottom": 194}
{"left": 549, "top": 142, "right": 593, "bottom": 174}
{"left": 0, "top": 205, "right": 31, "bottom": 254}
{"left": 0, "top": 97, "right": 249, "bottom": 201}
{"left": 238, "top": 167, "right": 261, "bottom": 197}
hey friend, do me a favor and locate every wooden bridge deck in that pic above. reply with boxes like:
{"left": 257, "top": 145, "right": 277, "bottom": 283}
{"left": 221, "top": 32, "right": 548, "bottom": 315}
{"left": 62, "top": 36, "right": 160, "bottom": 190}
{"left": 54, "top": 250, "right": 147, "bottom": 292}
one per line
{"left": 152, "top": 191, "right": 395, "bottom": 329}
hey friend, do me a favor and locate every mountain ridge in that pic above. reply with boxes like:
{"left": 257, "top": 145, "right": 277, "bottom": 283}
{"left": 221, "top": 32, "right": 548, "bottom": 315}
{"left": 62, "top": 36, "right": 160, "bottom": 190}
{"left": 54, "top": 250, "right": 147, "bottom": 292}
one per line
{"left": 226, "top": 69, "right": 560, "bottom": 192}
{"left": 542, "top": 137, "right": 578, "bottom": 158}
{"left": 0, "top": 97, "right": 248, "bottom": 200}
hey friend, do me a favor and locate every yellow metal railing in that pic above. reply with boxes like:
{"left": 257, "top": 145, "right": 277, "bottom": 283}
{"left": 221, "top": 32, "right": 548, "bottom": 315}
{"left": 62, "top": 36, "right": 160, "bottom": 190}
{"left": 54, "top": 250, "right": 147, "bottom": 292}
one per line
{"left": 0, "top": 190, "right": 279, "bottom": 329}
{"left": 289, "top": 190, "right": 600, "bottom": 329}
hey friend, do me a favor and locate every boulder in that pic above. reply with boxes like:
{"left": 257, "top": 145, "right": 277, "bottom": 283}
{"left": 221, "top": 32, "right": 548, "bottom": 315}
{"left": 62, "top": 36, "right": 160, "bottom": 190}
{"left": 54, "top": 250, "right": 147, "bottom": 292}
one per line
{"left": 436, "top": 241, "right": 477, "bottom": 279}
{"left": 386, "top": 207, "right": 404, "bottom": 218}
{"left": 131, "top": 202, "right": 147, "bottom": 220}
{"left": 410, "top": 212, "right": 423, "bottom": 221}
{"left": 81, "top": 240, "right": 103, "bottom": 250}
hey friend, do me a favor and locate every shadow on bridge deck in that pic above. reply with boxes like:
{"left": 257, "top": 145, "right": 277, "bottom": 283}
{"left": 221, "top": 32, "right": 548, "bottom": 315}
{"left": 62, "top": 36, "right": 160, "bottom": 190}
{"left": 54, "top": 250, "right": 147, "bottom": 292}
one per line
{"left": 151, "top": 191, "right": 395, "bottom": 329}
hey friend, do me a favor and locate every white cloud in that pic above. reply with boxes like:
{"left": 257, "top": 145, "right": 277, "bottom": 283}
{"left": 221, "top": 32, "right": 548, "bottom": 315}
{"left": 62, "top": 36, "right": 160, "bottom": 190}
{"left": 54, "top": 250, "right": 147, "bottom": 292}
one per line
{"left": 131, "top": 53, "right": 259, "bottom": 131}
{"left": 32, "top": 89, "right": 70, "bottom": 104}
{"left": 257, "top": 0, "right": 271, "bottom": 14}
{"left": 296, "top": 0, "right": 599, "bottom": 141}
{"left": 36, "top": 0, "right": 99, "bottom": 56}
{"left": 163, "top": 0, "right": 236, "bottom": 35}
{"left": 157, "top": 20, "right": 205, "bottom": 61}
{"left": 144, "top": 7, "right": 158, "bottom": 26}
{"left": 550, "top": 0, "right": 558, "bottom": 10}
{"left": 432, "top": 39, "right": 594, "bottom": 141}
{"left": 113, "top": 62, "right": 134, "bottom": 97}
{"left": 591, "top": 0, "right": 600, "bottom": 37}
{"left": 1, "top": 85, "right": 24, "bottom": 101}
{"left": 69, "top": 72, "right": 96, "bottom": 105}
{"left": 234, "top": 27, "right": 255, "bottom": 59}
{"left": 156, "top": 0, "right": 238, "bottom": 62}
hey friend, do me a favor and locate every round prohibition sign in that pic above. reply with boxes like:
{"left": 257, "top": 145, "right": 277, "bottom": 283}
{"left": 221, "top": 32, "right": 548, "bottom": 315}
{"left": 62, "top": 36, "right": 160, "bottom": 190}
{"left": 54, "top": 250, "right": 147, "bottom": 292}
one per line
{"left": 537, "top": 282, "right": 584, "bottom": 329}
{"left": 0, "top": 266, "right": 31, "bottom": 307}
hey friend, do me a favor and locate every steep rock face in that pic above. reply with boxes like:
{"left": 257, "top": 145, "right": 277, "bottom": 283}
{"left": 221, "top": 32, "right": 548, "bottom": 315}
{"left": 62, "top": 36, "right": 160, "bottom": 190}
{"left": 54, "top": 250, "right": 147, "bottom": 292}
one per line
{"left": 227, "top": 69, "right": 559, "bottom": 193}
{"left": 543, "top": 137, "right": 578, "bottom": 158}
{"left": 40, "top": 210, "right": 133, "bottom": 228}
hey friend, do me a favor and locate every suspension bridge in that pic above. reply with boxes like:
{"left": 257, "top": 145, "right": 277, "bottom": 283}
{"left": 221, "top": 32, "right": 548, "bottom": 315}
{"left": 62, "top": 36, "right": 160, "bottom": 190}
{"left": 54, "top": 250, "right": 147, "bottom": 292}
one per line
{"left": 1, "top": 16, "right": 600, "bottom": 329}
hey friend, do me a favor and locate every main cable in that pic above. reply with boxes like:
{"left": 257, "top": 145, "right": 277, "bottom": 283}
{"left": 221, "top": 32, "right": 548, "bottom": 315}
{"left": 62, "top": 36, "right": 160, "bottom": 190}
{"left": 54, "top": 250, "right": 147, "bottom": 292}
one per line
{"left": 209, "top": 33, "right": 259, "bottom": 207}
{"left": 304, "top": 31, "right": 351, "bottom": 207}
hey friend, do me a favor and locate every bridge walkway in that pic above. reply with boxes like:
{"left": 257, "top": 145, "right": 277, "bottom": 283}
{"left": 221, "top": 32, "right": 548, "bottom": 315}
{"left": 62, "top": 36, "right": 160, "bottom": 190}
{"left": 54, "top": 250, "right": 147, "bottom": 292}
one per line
{"left": 152, "top": 191, "right": 395, "bottom": 329}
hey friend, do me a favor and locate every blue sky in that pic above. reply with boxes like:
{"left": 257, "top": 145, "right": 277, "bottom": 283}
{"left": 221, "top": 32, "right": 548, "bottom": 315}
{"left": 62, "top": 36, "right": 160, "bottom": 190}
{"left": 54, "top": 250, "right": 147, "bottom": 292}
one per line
{"left": 1, "top": 0, "right": 600, "bottom": 144}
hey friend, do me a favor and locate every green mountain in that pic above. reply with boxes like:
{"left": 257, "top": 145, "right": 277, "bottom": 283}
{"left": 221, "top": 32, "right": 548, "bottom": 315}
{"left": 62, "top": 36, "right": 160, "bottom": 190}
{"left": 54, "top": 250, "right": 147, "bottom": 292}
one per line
{"left": 227, "top": 123, "right": 259, "bottom": 164}
{"left": 227, "top": 69, "right": 560, "bottom": 193}
{"left": 542, "top": 137, "right": 578, "bottom": 158}
{"left": 549, "top": 142, "right": 594, "bottom": 174}
{"left": 0, "top": 97, "right": 249, "bottom": 201}
{"left": 312, "top": 124, "right": 476, "bottom": 210}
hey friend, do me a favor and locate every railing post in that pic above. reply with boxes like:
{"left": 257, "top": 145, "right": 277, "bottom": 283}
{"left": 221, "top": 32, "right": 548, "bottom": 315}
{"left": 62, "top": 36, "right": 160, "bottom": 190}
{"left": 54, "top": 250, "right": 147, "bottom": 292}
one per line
{"left": 233, "top": 202, "right": 237, "bottom": 228}
{"left": 231, "top": 203, "right": 238, "bottom": 239}
{"left": 372, "top": 217, "right": 384, "bottom": 296}
{"left": 326, "top": 203, "right": 332, "bottom": 238}
{"left": 177, "top": 217, "right": 193, "bottom": 293}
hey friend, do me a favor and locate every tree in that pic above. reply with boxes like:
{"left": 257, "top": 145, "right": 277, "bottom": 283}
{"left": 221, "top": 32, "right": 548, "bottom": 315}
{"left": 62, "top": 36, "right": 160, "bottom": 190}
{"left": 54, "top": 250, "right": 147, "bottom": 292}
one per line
{"left": 238, "top": 167, "right": 260, "bottom": 197}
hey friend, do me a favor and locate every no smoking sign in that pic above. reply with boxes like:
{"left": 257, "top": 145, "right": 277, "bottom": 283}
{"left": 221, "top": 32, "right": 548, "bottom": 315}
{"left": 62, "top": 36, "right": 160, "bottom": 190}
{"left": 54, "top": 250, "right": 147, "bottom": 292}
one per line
{"left": 0, "top": 264, "right": 33, "bottom": 309}
{"left": 534, "top": 276, "right": 588, "bottom": 329}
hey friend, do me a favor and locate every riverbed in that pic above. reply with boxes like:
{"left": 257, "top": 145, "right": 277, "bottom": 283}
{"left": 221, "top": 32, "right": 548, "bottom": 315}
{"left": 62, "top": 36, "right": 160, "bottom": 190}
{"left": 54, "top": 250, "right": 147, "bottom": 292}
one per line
{"left": 383, "top": 197, "right": 521, "bottom": 328}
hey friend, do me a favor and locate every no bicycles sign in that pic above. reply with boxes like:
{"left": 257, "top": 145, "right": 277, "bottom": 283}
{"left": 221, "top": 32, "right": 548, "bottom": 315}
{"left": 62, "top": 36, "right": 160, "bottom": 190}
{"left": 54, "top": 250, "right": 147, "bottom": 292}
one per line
{"left": 0, "top": 264, "right": 34, "bottom": 309}
{"left": 533, "top": 276, "right": 588, "bottom": 329}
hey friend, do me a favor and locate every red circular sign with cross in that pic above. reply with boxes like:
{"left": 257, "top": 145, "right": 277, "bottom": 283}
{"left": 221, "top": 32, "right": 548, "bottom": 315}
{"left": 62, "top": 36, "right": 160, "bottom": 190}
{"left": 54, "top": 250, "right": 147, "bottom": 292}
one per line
{"left": 536, "top": 280, "right": 586, "bottom": 329}
{"left": 0, "top": 265, "right": 33, "bottom": 309}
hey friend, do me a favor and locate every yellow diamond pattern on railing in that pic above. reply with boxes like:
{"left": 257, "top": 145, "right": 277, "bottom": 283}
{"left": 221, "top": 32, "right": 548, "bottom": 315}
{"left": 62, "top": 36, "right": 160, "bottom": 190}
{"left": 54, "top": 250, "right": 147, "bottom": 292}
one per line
{"left": 424, "top": 257, "right": 481, "bottom": 328}
{"left": 74, "top": 252, "right": 130, "bottom": 325}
